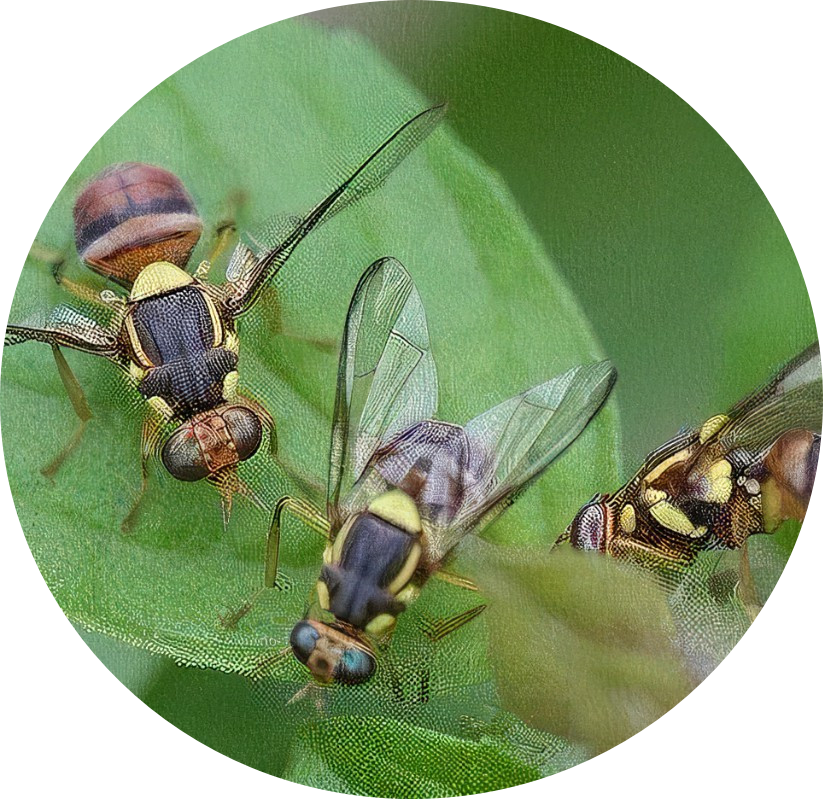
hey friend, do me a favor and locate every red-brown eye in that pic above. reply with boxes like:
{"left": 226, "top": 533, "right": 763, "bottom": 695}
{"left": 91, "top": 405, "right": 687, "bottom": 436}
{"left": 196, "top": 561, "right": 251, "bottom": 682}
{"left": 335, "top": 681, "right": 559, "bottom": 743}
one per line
{"left": 222, "top": 406, "right": 263, "bottom": 462}
{"left": 569, "top": 501, "right": 607, "bottom": 551}
{"left": 161, "top": 425, "right": 210, "bottom": 482}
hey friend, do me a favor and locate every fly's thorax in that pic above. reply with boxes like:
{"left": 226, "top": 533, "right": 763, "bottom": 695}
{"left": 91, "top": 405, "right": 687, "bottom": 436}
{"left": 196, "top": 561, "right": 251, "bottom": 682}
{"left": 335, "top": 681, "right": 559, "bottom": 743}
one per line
{"left": 74, "top": 163, "right": 202, "bottom": 287}
{"left": 160, "top": 404, "right": 262, "bottom": 481}
{"left": 305, "top": 490, "right": 424, "bottom": 681}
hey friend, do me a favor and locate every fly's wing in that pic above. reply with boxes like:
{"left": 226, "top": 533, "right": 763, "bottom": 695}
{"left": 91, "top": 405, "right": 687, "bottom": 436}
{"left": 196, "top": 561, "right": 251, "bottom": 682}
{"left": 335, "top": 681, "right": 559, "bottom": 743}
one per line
{"left": 412, "top": 361, "right": 616, "bottom": 567}
{"left": 710, "top": 342, "right": 822, "bottom": 454}
{"left": 5, "top": 303, "right": 121, "bottom": 361}
{"left": 455, "top": 360, "right": 617, "bottom": 537}
{"left": 328, "top": 257, "right": 437, "bottom": 523}
{"left": 223, "top": 104, "right": 446, "bottom": 316}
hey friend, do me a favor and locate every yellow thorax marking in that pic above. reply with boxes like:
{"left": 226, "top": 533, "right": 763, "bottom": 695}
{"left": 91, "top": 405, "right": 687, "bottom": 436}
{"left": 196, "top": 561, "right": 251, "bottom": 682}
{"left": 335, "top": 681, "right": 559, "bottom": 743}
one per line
{"left": 699, "top": 414, "right": 730, "bottom": 444}
{"left": 125, "top": 313, "right": 152, "bottom": 369}
{"left": 223, "top": 370, "right": 239, "bottom": 401}
{"left": 130, "top": 261, "right": 193, "bottom": 302}
{"left": 316, "top": 580, "right": 330, "bottom": 611}
{"left": 619, "top": 503, "right": 636, "bottom": 533}
{"left": 330, "top": 516, "right": 356, "bottom": 564}
{"left": 128, "top": 361, "right": 146, "bottom": 383}
{"left": 387, "top": 541, "right": 423, "bottom": 596}
{"left": 701, "top": 459, "right": 733, "bottom": 503}
{"left": 642, "top": 448, "right": 691, "bottom": 487}
{"left": 649, "top": 498, "right": 700, "bottom": 537}
{"left": 368, "top": 490, "right": 423, "bottom": 535}
{"left": 202, "top": 291, "right": 223, "bottom": 347}
{"left": 147, "top": 396, "right": 173, "bottom": 420}
{"left": 365, "top": 613, "right": 397, "bottom": 638}
{"left": 644, "top": 486, "right": 705, "bottom": 537}
{"left": 224, "top": 330, "right": 240, "bottom": 354}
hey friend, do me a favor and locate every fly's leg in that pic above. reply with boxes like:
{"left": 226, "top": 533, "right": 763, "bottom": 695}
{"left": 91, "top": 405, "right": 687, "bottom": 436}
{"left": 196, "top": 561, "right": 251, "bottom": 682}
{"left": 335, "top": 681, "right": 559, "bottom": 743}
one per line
{"left": 28, "top": 241, "right": 109, "bottom": 306}
{"left": 217, "top": 497, "right": 328, "bottom": 631}
{"left": 419, "top": 604, "right": 487, "bottom": 643}
{"left": 266, "top": 496, "right": 330, "bottom": 589}
{"left": 41, "top": 345, "right": 92, "bottom": 480}
{"left": 121, "top": 413, "right": 165, "bottom": 534}
{"left": 432, "top": 570, "right": 479, "bottom": 592}
{"left": 263, "top": 288, "right": 338, "bottom": 354}
{"left": 735, "top": 542, "right": 798, "bottom": 670}
{"left": 194, "top": 190, "right": 247, "bottom": 283}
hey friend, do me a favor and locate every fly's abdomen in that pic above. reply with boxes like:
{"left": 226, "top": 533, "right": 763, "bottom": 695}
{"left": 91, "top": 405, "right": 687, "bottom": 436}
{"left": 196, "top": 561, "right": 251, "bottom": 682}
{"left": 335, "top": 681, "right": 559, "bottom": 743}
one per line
{"left": 762, "top": 429, "right": 820, "bottom": 530}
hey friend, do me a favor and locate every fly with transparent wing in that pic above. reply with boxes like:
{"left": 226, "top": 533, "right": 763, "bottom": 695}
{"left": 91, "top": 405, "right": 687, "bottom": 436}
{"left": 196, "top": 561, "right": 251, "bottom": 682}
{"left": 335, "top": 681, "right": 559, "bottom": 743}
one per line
{"left": 564, "top": 342, "right": 822, "bottom": 574}
{"left": 266, "top": 257, "right": 617, "bottom": 685}
{"left": 4, "top": 104, "right": 445, "bottom": 529}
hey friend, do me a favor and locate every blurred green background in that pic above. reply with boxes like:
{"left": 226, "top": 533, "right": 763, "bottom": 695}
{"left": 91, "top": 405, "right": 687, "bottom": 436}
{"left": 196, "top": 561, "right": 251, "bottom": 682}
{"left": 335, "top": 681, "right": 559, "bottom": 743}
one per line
{"left": 314, "top": 2, "right": 815, "bottom": 465}
{"left": 0, "top": 0, "right": 823, "bottom": 799}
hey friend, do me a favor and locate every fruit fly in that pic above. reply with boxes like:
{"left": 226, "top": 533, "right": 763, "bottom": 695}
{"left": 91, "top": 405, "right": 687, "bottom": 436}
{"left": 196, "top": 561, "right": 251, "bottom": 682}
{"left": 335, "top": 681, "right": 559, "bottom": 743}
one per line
{"left": 4, "top": 105, "right": 445, "bottom": 527}
{"left": 563, "top": 343, "right": 822, "bottom": 571}
{"left": 264, "top": 257, "right": 617, "bottom": 685}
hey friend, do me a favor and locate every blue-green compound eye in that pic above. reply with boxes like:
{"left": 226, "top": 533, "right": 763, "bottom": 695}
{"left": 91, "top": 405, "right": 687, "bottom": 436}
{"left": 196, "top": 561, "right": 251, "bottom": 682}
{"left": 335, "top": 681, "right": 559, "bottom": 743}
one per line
{"left": 289, "top": 621, "right": 319, "bottom": 665}
{"left": 335, "top": 646, "right": 376, "bottom": 685}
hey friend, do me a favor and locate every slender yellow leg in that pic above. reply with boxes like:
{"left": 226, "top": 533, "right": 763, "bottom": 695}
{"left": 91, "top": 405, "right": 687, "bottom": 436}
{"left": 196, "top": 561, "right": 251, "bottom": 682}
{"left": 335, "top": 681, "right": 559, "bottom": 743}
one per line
{"left": 194, "top": 191, "right": 246, "bottom": 282}
{"left": 735, "top": 542, "right": 798, "bottom": 669}
{"left": 121, "top": 413, "right": 165, "bottom": 534}
{"left": 265, "top": 496, "right": 330, "bottom": 589}
{"left": 215, "top": 496, "right": 328, "bottom": 631}
{"left": 420, "top": 604, "right": 487, "bottom": 642}
{"left": 29, "top": 241, "right": 109, "bottom": 306}
{"left": 41, "top": 346, "right": 93, "bottom": 480}
{"left": 432, "top": 570, "right": 479, "bottom": 592}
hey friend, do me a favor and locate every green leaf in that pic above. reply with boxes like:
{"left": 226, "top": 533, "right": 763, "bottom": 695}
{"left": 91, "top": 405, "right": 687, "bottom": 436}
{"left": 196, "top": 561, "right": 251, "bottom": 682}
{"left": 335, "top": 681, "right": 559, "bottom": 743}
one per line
{"left": 466, "top": 548, "right": 791, "bottom": 797}
{"left": 1, "top": 18, "right": 618, "bottom": 794}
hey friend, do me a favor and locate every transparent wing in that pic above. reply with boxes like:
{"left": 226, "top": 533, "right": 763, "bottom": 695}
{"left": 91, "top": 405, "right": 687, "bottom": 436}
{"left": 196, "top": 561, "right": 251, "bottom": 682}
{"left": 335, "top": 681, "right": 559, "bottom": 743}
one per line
{"left": 404, "top": 361, "right": 617, "bottom": 567}
{"left": 328, "top": 257, "right": 437, "bottom": 522}
{"left": 224, "top": 103, "right": 446, "bottom": 316}
{"left": 712, "top": 342, "right": 822, "bottom": 453}
{"left": 5, "top": 304, "right": 121, "bottom": 359}
{"left": 436, "top": 360, "right": 617, "bottom": 547}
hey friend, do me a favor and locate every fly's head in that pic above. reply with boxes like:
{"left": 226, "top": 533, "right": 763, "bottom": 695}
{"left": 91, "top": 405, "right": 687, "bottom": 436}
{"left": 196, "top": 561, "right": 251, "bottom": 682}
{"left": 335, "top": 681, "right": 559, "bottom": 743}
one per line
{"left": 289, "top": 619, "right": 376, "bottom": 686}
{"left": 566, "top": 493, "right": 614, "bottom": 552}
{"left": 161, "top": 404, "right": 263, "bottom": 481}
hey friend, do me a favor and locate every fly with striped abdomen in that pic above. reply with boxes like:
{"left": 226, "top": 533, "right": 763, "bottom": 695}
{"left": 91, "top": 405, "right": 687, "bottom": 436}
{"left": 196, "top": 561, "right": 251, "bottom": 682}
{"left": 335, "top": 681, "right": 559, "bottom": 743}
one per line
{"left": 4, "top": 105, "right": 445, "bottom": 529}
{"left": 264, "top": 257, "right": 617, "bottom": 685}
{"left": 563, "top": 343, "right": 822, "bottom": 571}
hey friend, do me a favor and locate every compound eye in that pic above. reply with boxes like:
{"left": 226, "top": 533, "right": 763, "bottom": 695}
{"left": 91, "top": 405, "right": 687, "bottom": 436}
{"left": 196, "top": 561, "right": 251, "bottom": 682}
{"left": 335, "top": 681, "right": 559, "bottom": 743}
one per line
{"left": 289, "top": 621, "right": 319, "bottom": 665}
{"left": 222, "top": 406, "right": 263, "bottom": 462}
{"left": 334, "top": 646, "right": 376, "bottom": 686}
{"left": 570, "top": 502, "right": 607, "bottom": 551}
{"left": 161, "top": 426, "right": 210, "bottom": 482}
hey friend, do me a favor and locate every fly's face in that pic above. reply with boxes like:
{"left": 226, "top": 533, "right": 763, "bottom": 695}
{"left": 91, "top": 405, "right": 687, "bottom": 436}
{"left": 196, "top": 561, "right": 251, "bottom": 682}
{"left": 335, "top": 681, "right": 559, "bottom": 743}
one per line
{"left": 289, "top": 619, "right": 376, "bottom": 686}
{"left": 567, "top": 494, "right": 613, "bottom": 552}
{"left": 74, "top": 162, "right": 203, "bottom": 287}
{"left": 161, "top": 404, "right": 262, "bottom": 481}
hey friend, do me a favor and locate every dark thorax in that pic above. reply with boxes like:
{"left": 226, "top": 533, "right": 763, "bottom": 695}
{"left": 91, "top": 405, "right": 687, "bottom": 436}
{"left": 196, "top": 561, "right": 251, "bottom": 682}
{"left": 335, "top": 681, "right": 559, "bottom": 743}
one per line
{"left": 321, "top": 511, "right": 418, "bottom": 630}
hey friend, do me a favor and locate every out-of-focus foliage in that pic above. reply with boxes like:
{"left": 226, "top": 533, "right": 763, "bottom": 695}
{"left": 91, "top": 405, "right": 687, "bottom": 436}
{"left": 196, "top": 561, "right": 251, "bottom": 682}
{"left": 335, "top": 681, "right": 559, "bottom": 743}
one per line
{"left": 1, "top": 16, "right": 624, "bottom": 797}
{"left": 470, "top": 547, "right": 823, "bottom": 798}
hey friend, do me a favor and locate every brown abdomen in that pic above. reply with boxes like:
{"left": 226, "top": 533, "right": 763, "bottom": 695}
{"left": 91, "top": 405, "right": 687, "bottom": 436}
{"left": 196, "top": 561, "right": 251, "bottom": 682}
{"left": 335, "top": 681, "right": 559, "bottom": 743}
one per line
{"left": 762, "top": 429, "right": 820, "bottom": 529}
{"left": 74, "top": 162, "right": 203, "bottom": 286}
